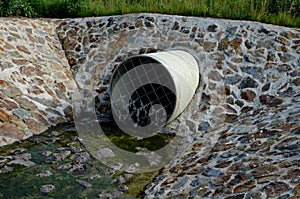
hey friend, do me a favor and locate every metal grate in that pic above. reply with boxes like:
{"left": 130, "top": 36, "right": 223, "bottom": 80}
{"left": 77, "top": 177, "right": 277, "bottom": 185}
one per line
{"left": 110, "top": 56, "right": 176, "bottom": 127}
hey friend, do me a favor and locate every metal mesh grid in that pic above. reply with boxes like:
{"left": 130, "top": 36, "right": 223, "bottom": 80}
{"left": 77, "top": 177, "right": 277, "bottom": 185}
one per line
{"left": 110, "top": 56, "right": 176, "bottom": 127}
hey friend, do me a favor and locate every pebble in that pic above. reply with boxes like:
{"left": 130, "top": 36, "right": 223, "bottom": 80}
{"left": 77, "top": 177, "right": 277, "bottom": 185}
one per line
{"left": 76, "top": 180, "right": 92, "bottom": 189}
{"left": 118, "top": 184, "right": 129, "bottom": 192}
{"left": 42, "top": 151, "right": 52, "bottom": 157}
{"left": 36, "top": 170, "right": 53, "bottom": 177}
{"left": 40, "top": 184, "right": 55, "bottom": 193}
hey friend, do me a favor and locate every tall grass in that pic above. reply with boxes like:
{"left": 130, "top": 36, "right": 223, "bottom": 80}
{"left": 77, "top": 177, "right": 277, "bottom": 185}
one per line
{"left": 0, "top": 0, "right": 299, "bottom": 27}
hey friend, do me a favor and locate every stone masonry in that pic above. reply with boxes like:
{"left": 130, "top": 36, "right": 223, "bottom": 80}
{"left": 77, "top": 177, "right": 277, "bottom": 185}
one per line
{"left": 0, "top": 18, "right": 76, "bottom": 146}
{"left": 1, "top": 13, "right": 300, "bottom": 198}
{"left": 57, "top": 13, "right": 300, "bottom": 198}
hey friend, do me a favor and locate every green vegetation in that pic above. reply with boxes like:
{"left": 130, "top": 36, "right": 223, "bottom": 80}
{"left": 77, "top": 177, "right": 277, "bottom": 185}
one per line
{"left": 113, "top": 170, "right": 160, "bottom": 198}
{"left": 0, "top": 124, "right": 132, "bottom": 199}
{"left": 0, "top": 0, "right": 299, "bottom": 27}
{"left": 101, "top": 121, "right": 174, "bottom": 153}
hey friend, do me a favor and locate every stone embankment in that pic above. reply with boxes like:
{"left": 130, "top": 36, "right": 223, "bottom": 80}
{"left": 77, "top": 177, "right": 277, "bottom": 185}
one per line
{"left": 0, "top": 13, "right": 300, "bottom": 198}
{"left": 0, "top": 18, "right": 76, "bottom": 146}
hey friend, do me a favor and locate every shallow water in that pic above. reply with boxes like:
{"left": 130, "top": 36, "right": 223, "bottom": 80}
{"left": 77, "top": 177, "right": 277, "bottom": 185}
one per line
{"left": 0, "top": 123, "right": 133, "bottom": 199}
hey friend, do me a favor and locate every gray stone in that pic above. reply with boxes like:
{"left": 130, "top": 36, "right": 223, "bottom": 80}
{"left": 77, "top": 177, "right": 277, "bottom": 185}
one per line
{"left": 118, "top": 184, "right": 128, "bottom": 192}
{"left": 240, "top": 66, "right": 264, "bottom": 80}
{"left": 225, "top": 75, "right": 243, "bottom": 85}
{"left": 70, "top": 152, "right": 90, "bottom": 163}
{"left": 96, "top": 147, "right": 115, "bottom": 159}
{"left": 172, "top": 176, "right": 189, "bottom": 189}
{"left": 189, "top": 176, "right": 201, "bottom": 187}
{"left": 209, "top": 52, "right": 225, "bottom": 60}
{"left": 278, "top": 53, "right": 296, "bottom": 62}
{"left": 225, "top": 26, "right": 238, "bottom": 36}
{"left": 238, "top": 77, "right": 259, "bottom": 89}
{"left": 42, "top": 151, "right": 52, "bottom": 157}
{"left": 203, "top": 168, "right": 223, "bottom": 177}
{"left": 76, "top": 180, "right": 92, "bottom": 189}
{"left": 198, "top": 121, "right": 211, "bottom": 131}
{"left": 7, "top": 159, "right": 35, "bottom": 167}
{"left": 36, "top": 170, "right": 53, "bottom": 177}
{"left": 52, "top": 150, "right": 71, "bottom": 161}
{"left": 40, "top": 184, "right": 55, "bottom": 193}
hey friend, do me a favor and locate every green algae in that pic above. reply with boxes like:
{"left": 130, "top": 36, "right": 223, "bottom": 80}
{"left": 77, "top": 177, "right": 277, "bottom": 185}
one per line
{"left": 101, "top": 121, "right": 175, "bottom": 153}
{"left": 0, "top": 122, "right": 173, "bottom": 198}
{"left": 0, "top": 123, "right": 133, "bottom": 199}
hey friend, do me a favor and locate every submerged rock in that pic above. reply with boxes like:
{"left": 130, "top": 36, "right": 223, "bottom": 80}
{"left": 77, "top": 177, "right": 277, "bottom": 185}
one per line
{"left": 40, "top": 184, "right": 55, "bottom": 193}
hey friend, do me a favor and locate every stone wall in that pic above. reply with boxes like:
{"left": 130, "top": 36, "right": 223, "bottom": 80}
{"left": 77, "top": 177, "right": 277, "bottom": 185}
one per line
{"left": 0, "top": 18, "right": 76, "bottom": 146}
{"left": 57, "top": 13, "right": 300, "bottom": 198}
{"left": 0, "top": 13, "right": 300, "bottom": 198}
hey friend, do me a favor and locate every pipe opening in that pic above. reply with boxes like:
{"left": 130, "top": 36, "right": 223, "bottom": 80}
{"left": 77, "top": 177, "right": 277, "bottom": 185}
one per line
{"left": 109, "top": 50, "right": 199, "bottom": 134}
{"left": 110, "top": 56, "right": 177, "bottom": 128}
{"left": 129, "top": 83, "right": 176, "bottom": 127}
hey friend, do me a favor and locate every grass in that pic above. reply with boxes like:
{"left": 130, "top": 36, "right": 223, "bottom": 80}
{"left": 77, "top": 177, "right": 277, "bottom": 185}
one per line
{"left": 0, "top": 0, "right": 299, "bottom": 27}
{"left": 78, "top": 0, "right": 300, "bottom": 27}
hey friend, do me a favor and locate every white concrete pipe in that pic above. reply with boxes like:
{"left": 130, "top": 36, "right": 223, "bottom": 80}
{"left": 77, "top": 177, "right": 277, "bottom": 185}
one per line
{"left": 109, "top": 50, "right": 199, "bottom": 137}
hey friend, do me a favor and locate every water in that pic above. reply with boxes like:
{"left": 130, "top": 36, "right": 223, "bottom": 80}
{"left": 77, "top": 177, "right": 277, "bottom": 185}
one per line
{"left": 0, "top": 123, "right": 132, "bottom": 199}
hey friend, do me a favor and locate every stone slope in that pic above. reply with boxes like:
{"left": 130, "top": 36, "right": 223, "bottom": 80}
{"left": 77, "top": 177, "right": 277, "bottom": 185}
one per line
{"left": 0, "top": 18, "right": 76, "bottom": 146}
{"left": 57, "top": 13, "right": 300, "bottom": 198}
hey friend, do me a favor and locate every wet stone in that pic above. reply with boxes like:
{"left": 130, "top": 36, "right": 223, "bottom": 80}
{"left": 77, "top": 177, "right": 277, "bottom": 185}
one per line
{"left": 118, "top": 184, "right": 128, "bottom": 192}
{"left": 42, "top": 151, "right": 52, "bottom": 157}
{"left": 36, "top": 170, "right": 53, "bottom": 177}
{"left": 52, "top": 150, "right": 71, "bottom": 161}
{"left": 76, "top": 180, "right": 92, "bottom": 189}
{"left": 7, "top": 158, "right": 35, "bottom": 168}
{"left": 40, "top": 184, "right": 55, "bottom": 193}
